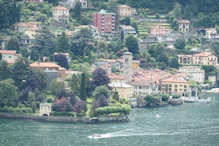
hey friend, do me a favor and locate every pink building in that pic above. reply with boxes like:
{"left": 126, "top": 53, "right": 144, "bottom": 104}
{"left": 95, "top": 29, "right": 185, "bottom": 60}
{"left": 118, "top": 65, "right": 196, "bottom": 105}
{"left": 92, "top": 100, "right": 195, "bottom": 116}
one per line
{"left": 150, "top": 25, "right": 172, "bottom": 37}
{"left": 93, "top": 9, "right": 116, "bottom": 33}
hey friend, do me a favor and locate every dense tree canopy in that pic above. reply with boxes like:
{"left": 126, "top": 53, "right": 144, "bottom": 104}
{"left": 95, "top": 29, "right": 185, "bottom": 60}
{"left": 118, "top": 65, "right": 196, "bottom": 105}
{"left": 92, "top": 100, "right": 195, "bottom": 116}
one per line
{"left": 125, "top": 35, "right": 139, "bottom": 54}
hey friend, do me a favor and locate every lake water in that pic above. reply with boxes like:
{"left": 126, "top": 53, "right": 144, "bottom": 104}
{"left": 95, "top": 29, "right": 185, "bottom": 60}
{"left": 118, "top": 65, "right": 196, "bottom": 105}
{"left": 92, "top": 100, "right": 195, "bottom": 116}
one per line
{"left": 0, "top": 92, "right": 219, "bottom": 146}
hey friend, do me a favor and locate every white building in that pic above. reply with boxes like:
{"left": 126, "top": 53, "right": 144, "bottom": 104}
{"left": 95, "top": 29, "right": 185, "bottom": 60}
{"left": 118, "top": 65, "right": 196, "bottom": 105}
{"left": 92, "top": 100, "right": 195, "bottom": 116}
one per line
{"left": 119, "top": 25, "right": 137, "bottom": 38}
{"left": 205, "top": 28, "right": 218, "bottom": 39}
{"left": 128, "top": 80, "right": 159, "bottom": 96}
{"left": 178, "top": 66, "right": 205, "bottom": 85}
{"left": 52, "top": 6, "right": 70, "bottom": 22}
{"left": 59, "top": 0, "right": 87, "bottom": 9}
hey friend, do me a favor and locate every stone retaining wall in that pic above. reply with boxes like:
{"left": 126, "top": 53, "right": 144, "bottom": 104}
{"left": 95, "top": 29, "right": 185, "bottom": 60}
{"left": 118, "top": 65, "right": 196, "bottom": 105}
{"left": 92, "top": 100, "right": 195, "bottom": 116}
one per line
{"left": 0, "top": 112, "right": 128, "bottom": 124}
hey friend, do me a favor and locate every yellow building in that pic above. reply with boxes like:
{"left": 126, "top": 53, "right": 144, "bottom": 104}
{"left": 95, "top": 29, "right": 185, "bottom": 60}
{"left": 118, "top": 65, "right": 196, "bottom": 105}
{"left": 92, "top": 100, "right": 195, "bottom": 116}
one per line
{"left": 118, "top": 5, "right": 137, "bottom": 17}
{"left": 178, "top": 52, "right": 218, "bottom": 66}
{"left": 161, "top": 77, "right": 189, "bottom": 96}
{"left": 109, "top": 83, "right": 134, "bottom": 99}
{"left": 132, "top": 60, "right": 140, "bottom": 70}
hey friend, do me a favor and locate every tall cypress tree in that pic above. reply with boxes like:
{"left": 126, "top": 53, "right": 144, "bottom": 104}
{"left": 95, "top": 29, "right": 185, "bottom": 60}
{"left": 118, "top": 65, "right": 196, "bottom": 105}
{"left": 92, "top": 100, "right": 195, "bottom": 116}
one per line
{"left": 80, "top": 73, "right": 86, "bottom": 101}
{"left": 57, "top": 32, "right": 70, "bottom": 53}
{"left": 74, "top": 1, "right": 81, "bottom": 20}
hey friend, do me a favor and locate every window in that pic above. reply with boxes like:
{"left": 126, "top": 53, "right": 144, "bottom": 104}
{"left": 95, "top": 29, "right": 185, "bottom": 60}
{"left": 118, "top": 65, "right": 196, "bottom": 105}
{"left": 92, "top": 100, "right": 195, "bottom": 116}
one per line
{"left": 139, "top": 87, "right": 142, "bottom": 89}
{"left": 184, "top": 85, "right": 187, "bottom": 88}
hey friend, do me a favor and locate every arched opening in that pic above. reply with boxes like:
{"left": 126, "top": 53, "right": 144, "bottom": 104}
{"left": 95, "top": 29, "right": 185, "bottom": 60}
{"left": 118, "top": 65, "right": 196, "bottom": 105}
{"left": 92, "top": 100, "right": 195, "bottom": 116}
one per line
{"left": 42, "top": 114, "right": 48, "bottom": 116}
{"left": 191, "top": 91, "right": 196, "bottom": 97}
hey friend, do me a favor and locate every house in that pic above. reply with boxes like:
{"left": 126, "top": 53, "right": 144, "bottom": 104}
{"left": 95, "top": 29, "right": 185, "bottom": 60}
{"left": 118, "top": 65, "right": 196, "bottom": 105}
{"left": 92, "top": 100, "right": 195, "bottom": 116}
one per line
{"left": 178, "top": 52, "right": 218, "bottom": 66}
{"left": 178, "top": 66, "right": 205, "bottom": 85}
{"left": 12, "top": 22, "right": 40, "bottom": 33}
{"left": 192, "top": 52, "right": 218, "bottom": 66}
{"left": 93, "top": 9, "right": 116, "bottom": 34}
{"left": 177, "top": 54, "right": 193, "bottom": 65}
{"left": 177, "top": 20, "right": 190, "bottom": 32}
{"left": 75, "top": 25, "right": 100, "bottom": 39}
{"left": 128, "top": 79, "right": 159, "bottom": 96}
{"left": 119, "top": 25, "right": 137, "bottom": 38}
{"left": 0, "top": 50, "right": 22, "bottom": 65}
{"left": 20, "top": 29, "right": 37, "bottom": 46}
{"left": 161, "top": 76, "right": 189, "bottom": 96}
{"left": 52, "top": 6, "right": 70, "bottom": 22}
{"left": 118, "top": 5, "right": 137, "bottom": 17}
{"left": 109, "top": 83, "right": 134, "bottom": 99}
{"left": 59, "top": 0, "right": 87, "bottom": 9}
{"left": 205, "top": 28, "right": 218, "bottom": 39}
{"left": 23, "top": 0, "right": 44, "bottom": 2}
{"left": 150, "top": 25, "right": 172, "bottom": 37}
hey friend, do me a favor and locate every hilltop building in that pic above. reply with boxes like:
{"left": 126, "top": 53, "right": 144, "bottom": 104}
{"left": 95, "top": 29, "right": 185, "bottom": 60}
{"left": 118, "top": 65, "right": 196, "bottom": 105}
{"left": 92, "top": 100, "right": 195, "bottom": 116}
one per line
{"left": 118, "top": 5, "right": 137, "bottom": 17}
{"left": 178, "top": 52, "right": 218, "bottom": 66}
{"left": 177, "top": 20, "right": 190, "bottom": 32}
{"left": 59, "top": 0, "right": 87, "bottom": 9}
{"left": 0, "top": 50, "right": 22, "bottom": 65}
{"left": 52, "top": 6, "right": 70, "bottom": 22}
{"left": 93, "top": 9, "right": 116, "bottom": 35}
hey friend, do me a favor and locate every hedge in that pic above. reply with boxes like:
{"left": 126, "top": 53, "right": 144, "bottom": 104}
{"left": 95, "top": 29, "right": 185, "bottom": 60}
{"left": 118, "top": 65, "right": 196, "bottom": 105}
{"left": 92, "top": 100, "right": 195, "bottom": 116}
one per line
{"left": 95, "top": 105, "right": 131, "bottom": 116}
{"left": 0, "top": 106, "right": 33, "bottom": 114}
{"left": 50, "top": 112, "right": 75, "bottom": 117}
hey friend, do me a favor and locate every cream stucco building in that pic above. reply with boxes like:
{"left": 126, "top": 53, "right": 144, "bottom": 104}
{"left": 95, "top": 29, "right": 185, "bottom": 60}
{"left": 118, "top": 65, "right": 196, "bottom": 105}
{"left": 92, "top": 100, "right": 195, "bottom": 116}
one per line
{"left": 0, "top": 50, "right": 22, "bottom": 65}
{"left": 118, "top": 5, "right": 137, "bottom": 17}
{"left": 109, "top": 83, "right": 134, "bottom": 99}
{"left": 178, "top": 66, "right": 205, "bottom": 85}
{"left": 177, "top": 20, "right": 190, "bottom": 32}
{"left": 128, "top": 80, "right": 159, "bottom": 96}
{"left": 205, "top": 28, "right": 218, "bottom": 39}
{"left": 39, "top": 103, "right": 52, "bottom": 116}
{"left": 178, "top": 52, "right": 218, "bottom": 66}
{"left": 161, "top": 77, "right": 190, "bottom": 96}
{"left": 52, "top": 6, "right": 70, "bottom": 22}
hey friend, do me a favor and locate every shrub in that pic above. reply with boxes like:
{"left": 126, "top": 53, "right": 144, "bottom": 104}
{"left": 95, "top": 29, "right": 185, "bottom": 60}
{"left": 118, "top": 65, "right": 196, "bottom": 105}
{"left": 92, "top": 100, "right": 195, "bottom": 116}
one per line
{"left": 47, "top": 98, "right": 53, "bottom": 103}
{"left": 2, "top": 106, "right": 8, "bottom": 112}
{"left": 50, "top": 112, "right": 75, "bottom": 117}
{"left": 172, "top": 95, "right": 181, "bottom": 99}
{"left": 95, "top": 105, "right": 131, "bottom": 116}
{"left": 7, "top": 107, "right": 14, "bottom": 113}
{"left": 14, "top": 107, "right": 22, "bottom": 114}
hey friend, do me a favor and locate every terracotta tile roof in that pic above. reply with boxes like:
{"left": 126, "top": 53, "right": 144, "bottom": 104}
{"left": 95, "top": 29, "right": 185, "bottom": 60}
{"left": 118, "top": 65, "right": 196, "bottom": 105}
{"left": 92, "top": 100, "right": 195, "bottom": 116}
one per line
{"left": 108, "top": 74, "right": 126, "bottom": 80}
{"left": 30, "top": 62, "right": 60, "bottom": 68}
{"left": 128, "top": 79, "right": 153, "bottom": 86}
{"left": 58, "top": 66, "right": 66, "bottom": 71}
{"left": 177, "top": 20, "right": 190, "bottom": 24}
{"left": 13, "top": 22, "right": 29, "bottom": 27}
{"left": 53, "top": 6, "right": 69, "bottom": 10}
{"left": 205, "top": 28, "right": 216, "bottom": 32}
{"left": 161, "top": 77, "right": 189, "bottom": 83}
{"left": 193, "top": 52, "right": 214, "bottom": 57}
{"left": 177, "top": 54, "right": 193, "bottom": 57}
{"left": 118, "top": 5, "right": 131, "bottom": 8}
{"left": 119, "top": 25, "right": 135, "bottom": 29}
{"left": 0, "top": 50, "right": 16, "bottom": 54}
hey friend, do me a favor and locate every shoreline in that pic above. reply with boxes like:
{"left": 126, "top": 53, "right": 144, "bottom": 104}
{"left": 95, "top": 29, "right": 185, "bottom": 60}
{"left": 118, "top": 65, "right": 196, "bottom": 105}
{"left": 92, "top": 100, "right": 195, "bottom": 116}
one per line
{"left": 0, "top": 112, "right": 129, "bottom": 124}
